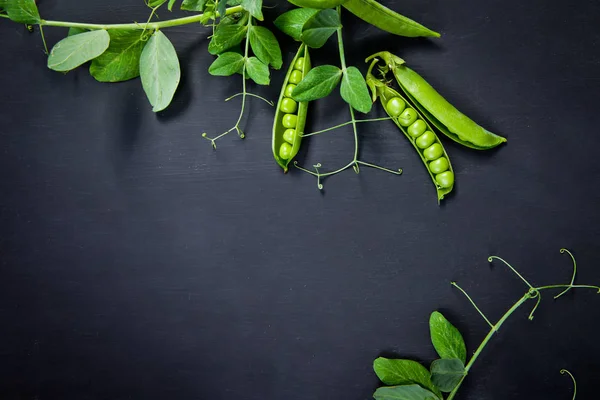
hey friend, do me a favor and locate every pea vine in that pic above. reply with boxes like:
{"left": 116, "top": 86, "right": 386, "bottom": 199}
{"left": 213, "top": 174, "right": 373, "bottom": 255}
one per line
{"left": 372, "top": 249, "right": 598, "bottom": 400}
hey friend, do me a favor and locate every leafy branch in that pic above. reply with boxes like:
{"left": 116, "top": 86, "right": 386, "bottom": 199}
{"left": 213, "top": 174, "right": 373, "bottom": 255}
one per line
{"left": 373, "top": 248, "right": 598, "bottom": 400}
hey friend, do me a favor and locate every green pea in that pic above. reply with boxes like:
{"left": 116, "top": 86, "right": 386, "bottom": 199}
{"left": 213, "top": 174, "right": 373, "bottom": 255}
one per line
{"left": 429, "top": 157, "right": 449, "bottom": 174}
{"left": 279, "top": 142, "right": 293, "bottom": 160}
{"left": 435, "top": 171, "right": 455, "bottom": 189}
{"left": 294, "top": 57, "right": 305, "bottom": 72}
{"left": 289, "top": 70, "right": 303, "bottom": 85}
{"left": 416, "top": 131, "right": 435, "bottom": 149}
{"left": 423, "top": 143, "right": 443, "bottom": 160}
{"left": 283, "top": 129, "right": 296, "bottom": 144}
{"left": 408, "top": 119, "right": 427, "bottom": 138}
{"left": 398, "top": 108, "right": 418, "bottom": 127}
{"left": 282, "top": 114, "right": 298, "bottom": 129}
{"left": 284, "top": 84, "right": 296, "bottom": 98}
{"left": 386, "top": 97, "right": 406, "bottom": 117}
{"left": 280, "top": 98, "right": 298, "bottom": 114}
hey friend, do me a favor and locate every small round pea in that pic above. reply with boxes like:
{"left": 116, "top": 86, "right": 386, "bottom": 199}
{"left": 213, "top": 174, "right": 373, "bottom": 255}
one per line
{"left": 284, "top": 84, "right": 296, "bottom": 98}
{"left": 429, "top": 157, "right": 449, "bottom": 174}
{"left": 294, "top": 57, "right": 305, "bottom": 72}
{"left": 398, "top": 108, "right": 418, "bottom": 127}
{"left": 386, "top": 97, "right": 406, "bottom": 117}
{"left": 282, "top": 114, "right": 298, "bottom": 129}
{"left": 280, "top": 98, "right": 298, "bottom": 114}
{"left": 283, "top": 128, "right": 296, "bottom": 144}
{"left": 416, "top": 131, "right": 435, "bottom": 149}
{"left": 279, "top": 142, "right": 293, "bottom": 160}
{"left": 435, "top": 171, "right": 455, "bottom": 189}
{"left": 408, "top": 120, "right": 427, "bottom": 138}
{"left": 423, "top": 143, "right": 444, "bottom": 160}
{"left": 289, "top": 70, "right": 303, "bottom": 85}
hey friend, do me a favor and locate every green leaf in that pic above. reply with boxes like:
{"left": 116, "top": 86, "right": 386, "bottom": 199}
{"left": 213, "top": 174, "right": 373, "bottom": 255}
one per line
{"left": 241, "top": 0, "right": 263, "bottom": 20}
{"left": 429, "top": 311, "right": 467, "bottom": 364}
{"left": 274, "top": 8, "right": 319, "bottom": 41}
{"left": 430, "top": 359, "right": 466, "bottom": 393}
{"left": 148, "top": 0, "right": 167, "bottom": 7}
{"left": 373, "top": 385, "right": 439, "bottom": 400}
{"left": 181, "top": 0, "right": 207, "bottom": 11}
{"left": 291, "top": 65, "right": 341, "bottom": 102}
{"left": 340, "top": 66, "right": 372, "bottom": 113}
{"left": 6, "top": 0, "right": 40, "bottom": 24}
{"left": 89, "top": 30, "right": 149, "bottom": 82}
{"left": 249, "top": 26, "right": 282, "bottom": 70}
{"left": 47, "top": 30, "right": 110, "bottom": 72}
{"left": 245, "top": 57, "right": 269, "bottom": 85}
{"left": 168, "top": 0, "right": 178, "bottom": 10}
{"left": 208, "top": 24, "right": 248, "bottom": 55}
{"left": 300, "top": 9, "right": 341, "bottom": 49}
{"left": 373, "top": 358, "right": 442, "bottom": 398}
{"left": 68, "top": 27, "right": 89, "bottom": 36}
{"left": 139, "top": 30, "right": 181, "bottom": 112}
{"left": 208, "top": 52, "right": 245, "bottom": 76}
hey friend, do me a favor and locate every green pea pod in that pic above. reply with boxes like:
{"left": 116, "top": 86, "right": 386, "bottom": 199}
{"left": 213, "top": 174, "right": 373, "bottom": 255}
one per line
{"left": 288, "top": 0, "right": 349, "bottom": 9}
{"left": 342, "top": 0, "right": 440, "bottom": 38}
{"left": 367, "top": 51, "right": 507, "bottom": 150}
{"left": 367, "top": 61, "right": 454, "bottom": 202}
{"left": 273, "top": 44, "right": 312, "bottom": 172}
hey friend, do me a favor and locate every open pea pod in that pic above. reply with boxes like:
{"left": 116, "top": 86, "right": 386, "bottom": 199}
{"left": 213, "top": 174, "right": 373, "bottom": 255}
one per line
{"left": 367, "top": 51, "right": 506, "bottom": 150}
{"left": 343, "top": 0, "right": 440, "bottom": 38}
{"left": 367, "top": 61, "right": 454, "bottom": 202}
{"left": 272, "top": 44, "right": 312, "bottom": 172}
{"left": 288, "top": 0, "right": 349, "bottom": 8}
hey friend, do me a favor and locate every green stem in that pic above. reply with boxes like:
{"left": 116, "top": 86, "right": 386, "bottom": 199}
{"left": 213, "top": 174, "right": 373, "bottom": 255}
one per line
{"left": 301, "top": 117, "right": 392, "bottom": 137}
{"left": 39, "top": 5, "right": 243, "bottom": 30}
{"left": 446, "top": 293, "right": 532, "bottom": 400}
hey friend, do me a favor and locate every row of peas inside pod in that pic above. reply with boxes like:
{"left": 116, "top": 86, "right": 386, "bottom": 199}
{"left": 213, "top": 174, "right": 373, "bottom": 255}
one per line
{"left": 272, "top": 44, "right": 311, "bottom": 173}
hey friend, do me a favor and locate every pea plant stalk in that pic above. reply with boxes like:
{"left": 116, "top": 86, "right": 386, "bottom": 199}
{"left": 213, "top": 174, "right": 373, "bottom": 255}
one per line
{"left": 293, "top": 6, "right": 403, "bottom": 189}
{"left": 373, "top": 249, "right": 598, "bottom": 400}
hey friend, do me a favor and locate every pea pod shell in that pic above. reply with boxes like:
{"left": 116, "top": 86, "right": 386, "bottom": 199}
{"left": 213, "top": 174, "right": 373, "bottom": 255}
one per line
{"left": 288, "top": 0, "right": 349, "bottom": 8}
{"left": 272, "top": 44, "right": 311, "bottom": 172}
{"left": 373, "top": 80, "right": 453, "bottom": 202}
{"left": 342, "top": 0, "right": 440, "bottom": 38}
{"left": 393, "top": 65, "right": 507, "bottom": 150}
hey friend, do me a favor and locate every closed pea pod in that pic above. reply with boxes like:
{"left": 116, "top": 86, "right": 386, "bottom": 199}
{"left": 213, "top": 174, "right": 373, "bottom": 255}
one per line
{"left": 272, "top": 44, "right": 312, "bottom": 172}
{"left": 288, "top": 0, "right": 349, "bottom": 9}
{"left": 366, "top": 60, "right": 454, "bottom": 202}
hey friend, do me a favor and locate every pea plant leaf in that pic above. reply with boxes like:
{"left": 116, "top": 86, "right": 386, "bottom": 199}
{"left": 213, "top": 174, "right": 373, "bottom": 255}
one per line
{"left": 430, "top": 358, "right": 466, "bottom": 393}
{"left": 429, "top": 311, "right": 467, "bottom": 364}
{"left": 300, "top": 9, "right": 341, "bottom": 49}
{"left": 248, "top": 26, "right": 282, "bottom": 70}
{"left": 168, "top": 0, "right": 178, "bottom": 10}
{"left": 181, "top": 0, "right": 207, "bottom": 11}
{"left": 373, "top": 358, "right": 442, "bottom": 398}
{"left": 291, "top": 65, "right": 342, "bottom": 102}
{"left": 274, "top": 8, "right": 319, "bottom": 42}
{"left": 241, "top": 0, "right": 263, "bottom": 21}
{"left": 47, "top": 30, "right": 111, "bottom": 72}
{"left": 5, "top": 0, "right": 40, "bottom": 24}
{"left": 90, "top": 30, "right": 149, "bottom": 82}
{"left": 245, "top": 57, "right": 270, "bottom": 85}
{"left": 139, "top": 30, "right": 181, "bottom": 112}
{"left": 373, "top": 384, "right": 440, "bottom": 400}
{"left": 208, "top": 52, "right": 245, "bottom": 76}
{"left": 340, "top": 66, "right": 372, "bottom": 113}
{"left": 208, "top": 24, "right": 248, "bottom": 55}
{"left": 148, "top": 0, "right": 167, "bottom": 8}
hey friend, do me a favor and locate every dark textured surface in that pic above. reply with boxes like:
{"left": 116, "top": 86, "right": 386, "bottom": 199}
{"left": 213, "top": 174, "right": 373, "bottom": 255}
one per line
{"left": 1, "top": 1, "right": 599, "bottom": 399}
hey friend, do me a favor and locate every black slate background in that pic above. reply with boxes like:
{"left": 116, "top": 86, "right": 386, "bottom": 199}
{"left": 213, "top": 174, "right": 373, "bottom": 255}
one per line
{"left": 1, "top": 1, "right": 599, "bottom": 399}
